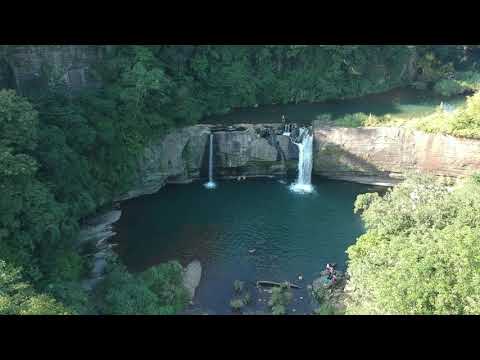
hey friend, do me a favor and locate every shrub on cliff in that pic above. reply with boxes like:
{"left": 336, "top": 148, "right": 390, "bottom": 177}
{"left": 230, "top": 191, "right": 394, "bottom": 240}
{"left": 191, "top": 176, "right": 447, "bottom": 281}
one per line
{"left": 346, "top": 175, "right": 480, "bottom": 314}
{"left": 433, "top": 79, "right": 467, "bottom": 97}
{"left": 414, "top": 91, "right": 480, "bottom": 139}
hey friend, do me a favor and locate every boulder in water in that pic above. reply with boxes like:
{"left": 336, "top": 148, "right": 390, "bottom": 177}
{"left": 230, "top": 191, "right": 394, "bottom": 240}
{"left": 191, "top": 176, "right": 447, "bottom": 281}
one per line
{"left": 183, "top": 260, "right": 202, "bottom": 300}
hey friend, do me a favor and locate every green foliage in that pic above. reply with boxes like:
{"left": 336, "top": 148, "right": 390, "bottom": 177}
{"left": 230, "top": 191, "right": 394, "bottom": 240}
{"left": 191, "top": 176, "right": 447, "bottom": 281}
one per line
{"left": 243, "top": 291, "right": 252, "bottom": 305}
{"left": 413, "top": 91, "right": 480, "bottom": 139}
{"left": 432, "top": 71, "right": 480, "bottom": 97}
{"left": 233, "top": 280, "right": 244, "bottom": 293}
{"left": 314, "top": 303, "right": 338, "bottom": 315}
{"left": 0, "top": 89, "right": 38, "bottom": 150}
{"left": 0, "top": 90, "right": 81, "bottom": 289}
{"left": 433, "top": 79, "right": 468, "bottom": 97}
{"left": 98, "top": 258, "right": 188, "bottom": 315}
{"left": 0, "top": 45, "right": 477, "bottom": 314}
{"left": 139, "top": 261, "right": 190, "bottom": 313}
{"left": 312, "top": 285, "right": 329, "bottom": 304}
{"left": 0, "top": 260, "right": 71, "bottom": 315}
{"left": 229, "top": 298, "right": 245, "bottom": 311}
{"left": 271, "top": 304, "right": 287, "bottom": 315}
{"left": 334, "top": 113, "right": 370, "bottom": 127}
{"left": 347, "top": 175, "right": 480, "bottom": 314}
{"left": 268, "top": 283, "right": 293, "bottom": 315}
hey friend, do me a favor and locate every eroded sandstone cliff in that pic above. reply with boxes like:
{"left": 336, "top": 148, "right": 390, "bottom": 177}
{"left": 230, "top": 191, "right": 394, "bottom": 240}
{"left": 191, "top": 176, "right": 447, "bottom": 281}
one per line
{"left": 313, "top": 121, "right": 480, "bottom": 185}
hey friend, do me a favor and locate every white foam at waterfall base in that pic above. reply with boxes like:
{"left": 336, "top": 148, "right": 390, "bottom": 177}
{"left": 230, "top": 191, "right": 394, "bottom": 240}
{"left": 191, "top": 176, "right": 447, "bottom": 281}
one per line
{"left": 204, "top": 133, "right": 217, "bottom": 190}
{"left": 204, "top": 181, "right": 217, "bottom": 189}
{"left": 290, "top": 127, "right": 314, "bottom": 194}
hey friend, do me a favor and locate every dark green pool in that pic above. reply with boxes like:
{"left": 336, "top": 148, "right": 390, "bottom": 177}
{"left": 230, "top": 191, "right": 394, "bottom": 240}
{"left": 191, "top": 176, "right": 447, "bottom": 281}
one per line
{"left": 113, "top": 177, "right": 383, "bottom": 314}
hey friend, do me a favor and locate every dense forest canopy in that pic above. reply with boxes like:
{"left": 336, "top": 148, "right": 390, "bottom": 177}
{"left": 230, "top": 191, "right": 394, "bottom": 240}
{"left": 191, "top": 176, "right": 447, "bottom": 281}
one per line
{"left": 1, "top": 45, "right": 479, "bottom": 314}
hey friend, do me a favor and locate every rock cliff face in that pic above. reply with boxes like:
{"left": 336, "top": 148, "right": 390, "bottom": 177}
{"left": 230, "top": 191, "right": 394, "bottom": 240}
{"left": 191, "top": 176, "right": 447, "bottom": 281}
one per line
{"left": 0, "top": 45, "right": 105, "bottom": 95}
{"left": 117, "top": 124, "right": 298, "bottom": 201}
{"left": 313, "top": 121, "right": 480, "bottom": 185}
{"left": 118, "top": 121, "right": 480, "bottom": 200}
{"left": 212, "top": 124, "right": 297, "bottom": 179}
{"left": 117, "top": 125, "right": 211, "bottom": 201}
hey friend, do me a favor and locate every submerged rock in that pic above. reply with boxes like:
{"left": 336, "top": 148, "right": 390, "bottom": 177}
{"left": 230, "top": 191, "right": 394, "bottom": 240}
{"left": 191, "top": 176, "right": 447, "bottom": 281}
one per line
{"left": 183, "top": 260, "right": 202, "bottom": 300}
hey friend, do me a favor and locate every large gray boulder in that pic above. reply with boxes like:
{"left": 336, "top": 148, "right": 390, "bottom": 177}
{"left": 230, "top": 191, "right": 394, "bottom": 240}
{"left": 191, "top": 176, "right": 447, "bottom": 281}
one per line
{"left": 117, "top": 125, "right": 210, "bottom": 201}
{"left": 183, "top": 260, "right": 202, "bottom": 301}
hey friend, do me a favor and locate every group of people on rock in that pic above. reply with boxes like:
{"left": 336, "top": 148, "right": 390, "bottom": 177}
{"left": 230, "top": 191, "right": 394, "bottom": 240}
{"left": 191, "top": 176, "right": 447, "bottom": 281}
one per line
{"left": 325, "top": 263, "right": 337, "bottom": 285}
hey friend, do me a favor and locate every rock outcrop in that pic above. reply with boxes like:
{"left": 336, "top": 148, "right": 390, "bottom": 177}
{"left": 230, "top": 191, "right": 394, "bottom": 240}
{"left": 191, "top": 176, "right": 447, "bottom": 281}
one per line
{"left": 78, "top": 209, "right": 122, "bottom": 291}
{"left": 212, "top": 124, "right": 294, "bottom": 178}
{"left": 313, "top": 122, "right": 480, "bottom": 185}
{"left": 77, "top": 209, "right": 122, "bottom": 246}
{"left": 117, "top": 125, "right": 211, "bottom": 201}
{"left": 1, "top": 45, "right": 105, "bottom": 95}
{"left": 183, "top": 260, "right": 202, "bottom": 301}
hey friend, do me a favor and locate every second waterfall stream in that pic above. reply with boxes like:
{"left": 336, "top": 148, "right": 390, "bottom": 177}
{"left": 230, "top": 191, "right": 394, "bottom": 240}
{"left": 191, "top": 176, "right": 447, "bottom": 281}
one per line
{"left": 204, "top": 133, "right": 217, "bottom": 189}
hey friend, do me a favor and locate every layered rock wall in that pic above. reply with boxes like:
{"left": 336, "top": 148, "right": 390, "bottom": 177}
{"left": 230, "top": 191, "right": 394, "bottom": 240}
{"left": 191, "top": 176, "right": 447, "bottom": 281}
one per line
{"left": 313, "top": 122, "right": 480, "bottom": 185}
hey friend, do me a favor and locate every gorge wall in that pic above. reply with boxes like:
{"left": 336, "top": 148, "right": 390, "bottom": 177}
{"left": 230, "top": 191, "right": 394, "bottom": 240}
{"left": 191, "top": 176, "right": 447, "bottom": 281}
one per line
{"left": 118, "top": 122, "right": 480, "bottom": 201}
{"left": 313, "top": 121, "right": 480, "bottom": 185}
{"left": 0, "top": 45, "right": 106, "bottom": 95}
{"left": 86, "top": 122, "right": 480, "bottom": 285}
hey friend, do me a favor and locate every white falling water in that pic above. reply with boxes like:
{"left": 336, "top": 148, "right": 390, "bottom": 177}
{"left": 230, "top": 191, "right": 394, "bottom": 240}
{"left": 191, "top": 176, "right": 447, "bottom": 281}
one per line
{"left": 289, "top": 127, "right": 314, "bottom": 194}
{"left": 204, "top": 133, "right": 217, "bottom": 189}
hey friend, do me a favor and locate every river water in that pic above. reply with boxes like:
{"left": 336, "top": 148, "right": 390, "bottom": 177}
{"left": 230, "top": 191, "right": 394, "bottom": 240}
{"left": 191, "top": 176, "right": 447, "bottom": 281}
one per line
{"left": 113, "top": 178, "right": 383, "bottom": 314}
{"left": 201, "top": 87, "right": 466, "bottom": 125}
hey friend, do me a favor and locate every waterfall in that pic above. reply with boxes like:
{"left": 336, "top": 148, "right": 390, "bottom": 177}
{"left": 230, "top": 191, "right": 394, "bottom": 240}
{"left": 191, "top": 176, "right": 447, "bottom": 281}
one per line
{"left": 204, "top": 133, "right": 216, "bottom": 189}
{"left": 289, "top": 127, "right": 314, "bottom": 194}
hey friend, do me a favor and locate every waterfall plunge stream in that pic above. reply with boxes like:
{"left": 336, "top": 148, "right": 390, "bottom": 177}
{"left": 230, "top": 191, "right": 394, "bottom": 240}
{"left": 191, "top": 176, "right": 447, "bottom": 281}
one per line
{"left": 290, "top": 127, "right": 314, "bottom": 194}
{"left": 204, "top": 133, "right": 216, "bottom": 189}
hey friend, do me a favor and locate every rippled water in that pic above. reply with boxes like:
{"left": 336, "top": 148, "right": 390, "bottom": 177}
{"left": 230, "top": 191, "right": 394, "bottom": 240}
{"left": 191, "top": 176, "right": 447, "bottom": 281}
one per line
{"left": 112, "top": 178, "right": 384, "bottom": 314}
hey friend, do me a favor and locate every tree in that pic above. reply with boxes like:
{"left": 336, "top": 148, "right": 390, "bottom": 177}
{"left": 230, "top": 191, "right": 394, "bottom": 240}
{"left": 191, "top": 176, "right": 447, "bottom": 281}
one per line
{"left": 0, "top": 260, "right": 71, "bottom": 315}
{"left": 346, "top": 175, "right": 480, "bottom": 314}
{"left": 97, "top": 259, "right": 189, "bottom": 315}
